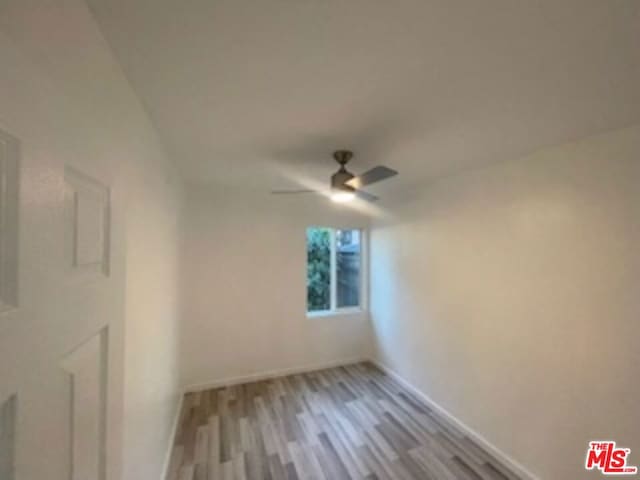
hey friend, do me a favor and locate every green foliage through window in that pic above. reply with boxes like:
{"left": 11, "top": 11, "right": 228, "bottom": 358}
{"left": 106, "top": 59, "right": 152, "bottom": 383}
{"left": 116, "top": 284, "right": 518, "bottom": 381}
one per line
{"left": 306, "top": 227, "right": 331, "bottom": 311}
{"left": 307, "top": 227, "right": 361, "bottom": 313}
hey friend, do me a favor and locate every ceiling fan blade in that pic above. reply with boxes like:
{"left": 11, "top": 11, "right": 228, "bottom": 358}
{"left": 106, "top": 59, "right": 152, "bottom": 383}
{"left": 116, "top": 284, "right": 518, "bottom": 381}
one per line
{"left": 345, "top": 166, "right": 398, "bottom": 189}
{"left": 271, "top": 189, "right": 319, "bottom": 195}
{"left": 355, "top": 190, "right": 378, "bottom": 202}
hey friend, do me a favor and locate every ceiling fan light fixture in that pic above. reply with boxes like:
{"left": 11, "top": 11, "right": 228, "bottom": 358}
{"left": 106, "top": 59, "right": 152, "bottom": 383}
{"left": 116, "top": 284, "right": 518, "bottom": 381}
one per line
{"left": 331, "top": 191, "right": 356, "bottom": 203}
{"left": 331, "top": 178, "right": 356, "bottom": 203}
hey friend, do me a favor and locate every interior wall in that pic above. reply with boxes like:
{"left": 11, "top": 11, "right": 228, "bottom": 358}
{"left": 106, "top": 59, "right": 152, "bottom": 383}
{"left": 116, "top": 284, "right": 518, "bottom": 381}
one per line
{"left": 0, "top": 2, "right": 183, "bottom": 480}
{"left": 180, "top": 185, "right": 372, "bottom": 389}
{"left": 370, "top": 124, "right": 640, "bottom": 479}
{"left": 120, "top": 116, "right": 183, "bottom": 480}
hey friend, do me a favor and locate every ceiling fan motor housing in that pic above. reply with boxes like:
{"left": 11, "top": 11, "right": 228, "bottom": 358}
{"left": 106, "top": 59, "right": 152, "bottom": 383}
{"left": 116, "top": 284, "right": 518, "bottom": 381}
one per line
{"left": 332, "top": 150, "right": 355, "bottom": 192}
{"left": 331, "top": 169, "right": 355, "bottom": 192}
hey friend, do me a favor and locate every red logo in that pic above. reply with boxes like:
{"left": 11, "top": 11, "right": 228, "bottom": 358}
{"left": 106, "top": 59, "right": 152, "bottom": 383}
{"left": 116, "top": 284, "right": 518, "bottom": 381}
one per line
{"left": 586, "top": 441, "right": 638, "bottom": 475}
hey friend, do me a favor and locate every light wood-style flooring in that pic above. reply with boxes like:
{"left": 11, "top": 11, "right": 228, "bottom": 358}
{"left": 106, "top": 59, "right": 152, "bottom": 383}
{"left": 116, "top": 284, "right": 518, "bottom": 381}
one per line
{"left": 167, "top": 362, "right": 521, "bottom": 480}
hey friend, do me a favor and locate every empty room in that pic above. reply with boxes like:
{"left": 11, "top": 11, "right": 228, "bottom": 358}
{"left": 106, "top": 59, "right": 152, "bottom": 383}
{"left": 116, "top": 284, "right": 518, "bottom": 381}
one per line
{"left": 0, "top": 1, "right": 638, "bottom": 479}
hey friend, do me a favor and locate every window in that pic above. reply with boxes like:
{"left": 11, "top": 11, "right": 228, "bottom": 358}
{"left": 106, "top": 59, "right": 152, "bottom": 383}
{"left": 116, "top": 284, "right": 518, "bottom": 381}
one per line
{"left": 306, "top": 227, "right": 363, "bottom": 314}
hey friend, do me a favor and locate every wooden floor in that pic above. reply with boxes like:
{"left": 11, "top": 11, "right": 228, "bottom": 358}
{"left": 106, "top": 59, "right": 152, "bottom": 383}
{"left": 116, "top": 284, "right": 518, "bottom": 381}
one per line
{"left": 167, "top": 362, "right": 521, "bottom": 480}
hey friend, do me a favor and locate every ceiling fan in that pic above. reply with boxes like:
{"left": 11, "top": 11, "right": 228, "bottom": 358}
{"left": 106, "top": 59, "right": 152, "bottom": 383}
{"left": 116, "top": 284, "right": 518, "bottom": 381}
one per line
{"left": 271, "top": 150, "right": 398, "bottom": 203}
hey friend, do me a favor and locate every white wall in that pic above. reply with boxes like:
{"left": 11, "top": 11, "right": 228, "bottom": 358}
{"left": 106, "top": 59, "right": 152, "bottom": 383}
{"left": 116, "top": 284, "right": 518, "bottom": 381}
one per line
{"left": 180, "top": 185, "right": 372, "bottom": 389}
{"left": 0, "top": 2, "right": 183, "bottom": 480}
{"left": 370, "top": 125, "right": 640, "bottom": 479}
{"left": 121, "top": 122, "right": 183, "bottom": 479}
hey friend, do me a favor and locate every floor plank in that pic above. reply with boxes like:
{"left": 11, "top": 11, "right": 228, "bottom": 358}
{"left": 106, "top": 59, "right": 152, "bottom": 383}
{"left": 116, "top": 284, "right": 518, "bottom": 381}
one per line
{"left": 167, "top": 363, "right": 522, "bottom": 480}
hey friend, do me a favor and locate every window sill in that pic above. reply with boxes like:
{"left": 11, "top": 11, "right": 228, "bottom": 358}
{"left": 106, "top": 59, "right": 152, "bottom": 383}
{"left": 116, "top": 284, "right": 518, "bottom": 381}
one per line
{"left": 306, "top": 308, "right": 364, "bottom": 319}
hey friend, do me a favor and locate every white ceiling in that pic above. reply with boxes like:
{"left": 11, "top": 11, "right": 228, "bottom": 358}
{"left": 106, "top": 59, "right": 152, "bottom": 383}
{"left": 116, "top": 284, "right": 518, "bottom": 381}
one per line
{"left": 88, "top": 0, "right": 640, "bottom": 194}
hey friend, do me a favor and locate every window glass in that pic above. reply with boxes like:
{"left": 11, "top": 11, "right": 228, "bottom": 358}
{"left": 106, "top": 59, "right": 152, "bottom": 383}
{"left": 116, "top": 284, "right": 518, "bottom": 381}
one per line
{"left": 306, "top": 227, "right": 331, "bottom": 311}
{"left": 336, "top": 229, "right": 361, "bottom": 308}
{"left": 307, "top": 227, "right": 363, "bottom": 313}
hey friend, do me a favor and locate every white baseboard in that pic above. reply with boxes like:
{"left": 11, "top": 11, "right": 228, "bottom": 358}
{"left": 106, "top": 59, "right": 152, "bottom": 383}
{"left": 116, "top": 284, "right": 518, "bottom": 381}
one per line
{"left": 164, "top": 357, "right": 366, "bottom": 478}
{"left": 171, "top": 357, "right": 538, "bottom": 480}
{"left": 369, "top": 359, "right": 540, "bottom": 480}
{"left": 183, "top": 356, "right": 368, "bottom": 393}
{"left": 160, "top": 393, "right": 184, "bottom": 480}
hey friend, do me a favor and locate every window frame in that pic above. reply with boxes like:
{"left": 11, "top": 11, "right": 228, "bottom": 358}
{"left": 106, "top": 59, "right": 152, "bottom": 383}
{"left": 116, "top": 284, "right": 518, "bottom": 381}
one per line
{"left": 306, "top": 227, "right": 367, "bottom": 318}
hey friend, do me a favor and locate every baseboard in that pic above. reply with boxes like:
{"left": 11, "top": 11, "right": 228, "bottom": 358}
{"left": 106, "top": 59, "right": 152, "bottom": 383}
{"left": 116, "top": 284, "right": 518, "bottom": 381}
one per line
{"left": 369, "top": 358, "right": 540, "bottom": 480}
{"left": 183, "top": 356, "right": 368, "bottom": 393}
{"left": 167, "top": 357, "right": 538, "bottom": 479}
{"left": 165, "top": 357, "right": 366, "bottom": 478}
{"left": 160, "top": 393, "right": 184, "bottom": 480}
